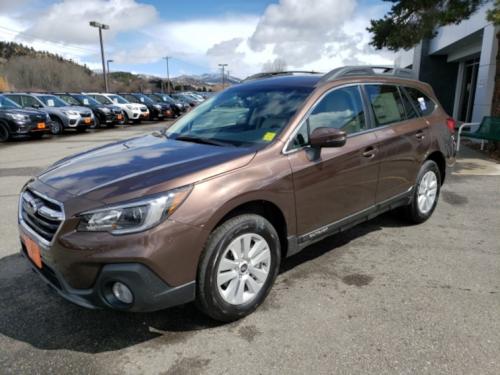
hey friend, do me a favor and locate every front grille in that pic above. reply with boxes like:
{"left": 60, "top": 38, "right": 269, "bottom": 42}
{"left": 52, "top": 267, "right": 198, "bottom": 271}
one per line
{"left": 140, "top": 107, "right": 147, "bottom": 112}
{"left": 80, "top": 112, "right": 92, "bottom": 118}
{"left": 113, "top": 109, "right": 122, "bottom": 115}
{"left": 29, "top": 114, "right": 45, "bottom": 122}
{"left": 20, "top": 189, "right": 63, "bottom": 242}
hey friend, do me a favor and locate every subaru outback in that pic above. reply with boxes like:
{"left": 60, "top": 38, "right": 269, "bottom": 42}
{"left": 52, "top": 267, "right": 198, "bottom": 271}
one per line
{"left": 18, "top": 66, "right": 456, "bottom": 321}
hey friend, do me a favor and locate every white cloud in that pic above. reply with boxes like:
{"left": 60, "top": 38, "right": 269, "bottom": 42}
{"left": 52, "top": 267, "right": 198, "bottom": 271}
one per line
{"left": 0, "top": 0, "right": 395, "bottom": 78}
{"left": 21, "top": 0, "right": 157, "bottom": 45}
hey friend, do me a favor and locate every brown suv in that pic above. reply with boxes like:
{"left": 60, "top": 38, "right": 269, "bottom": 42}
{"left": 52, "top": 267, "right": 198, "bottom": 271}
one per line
{"left": 18, "top": 66, "right": 456, "bottom": 321}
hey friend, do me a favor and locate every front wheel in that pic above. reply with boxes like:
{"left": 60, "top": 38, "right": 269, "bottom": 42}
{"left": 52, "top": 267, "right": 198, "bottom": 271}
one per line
{"left": 0, "top": 123, "right": 10, "bottom": 142}
{"left": 403, "top": 160, "right": 441, "bottom": 223}
{"left": 51, "top": 118, "right": 63, "bottom": 135}
{"left": 196, "top": 214, "right": 281, "bottom": 322}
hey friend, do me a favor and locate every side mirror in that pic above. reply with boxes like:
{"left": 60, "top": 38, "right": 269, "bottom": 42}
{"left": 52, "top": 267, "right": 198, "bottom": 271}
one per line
{"left": 310, "top": 127, "right": 347, "bottom": 148}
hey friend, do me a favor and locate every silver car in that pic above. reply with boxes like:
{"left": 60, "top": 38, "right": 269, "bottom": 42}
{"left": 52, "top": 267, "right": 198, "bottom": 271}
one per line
{"left": 5, "top": 93, "right": 95, "bottom": 134}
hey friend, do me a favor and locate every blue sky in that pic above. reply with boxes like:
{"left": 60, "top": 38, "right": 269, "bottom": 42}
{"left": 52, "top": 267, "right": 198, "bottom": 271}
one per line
{"left": 0, "top": 0, "right": 394, "bottom": 78}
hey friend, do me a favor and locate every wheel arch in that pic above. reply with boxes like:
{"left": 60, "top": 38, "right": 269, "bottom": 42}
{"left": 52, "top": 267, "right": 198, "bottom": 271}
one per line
{"left": 210, "top": 199, "right": 290, "bottom": 259}
{"left": 425, "top": 150, "right": 446, "bottom": 184}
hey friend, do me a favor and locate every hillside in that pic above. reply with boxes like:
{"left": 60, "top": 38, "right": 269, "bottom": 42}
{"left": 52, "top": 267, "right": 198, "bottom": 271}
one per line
{"left": 0, "top": 41, "right": 237, "bottom": 92}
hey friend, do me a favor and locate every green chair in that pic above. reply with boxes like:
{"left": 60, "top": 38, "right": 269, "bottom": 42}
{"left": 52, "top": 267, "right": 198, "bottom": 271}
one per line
{"left": 456, "top": 116, "right": 500, "bottom": 152}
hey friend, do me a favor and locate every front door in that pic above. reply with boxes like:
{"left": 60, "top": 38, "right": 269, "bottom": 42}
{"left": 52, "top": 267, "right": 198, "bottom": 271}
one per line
{"left": 286, "top": 85, "right": 380, "bottom": 237}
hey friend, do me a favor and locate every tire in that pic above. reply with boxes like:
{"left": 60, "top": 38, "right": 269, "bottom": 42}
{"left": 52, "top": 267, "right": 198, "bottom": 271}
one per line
{"left": 0, "top": 123, "right": 10, "bottom": 142}
{"left": 51, "top": 118, "right": 64, "bottom": 135}
{"left": 196, "top": 214, "right": 281, "bottom": 322}
{"left": 91, "top": 116, "right": 100, "bottom": 129}
{"left": 123, "top": 112, "right": 130, "bottom": 124}
{"left": 402, "top": 160, "right": 441, "bottom": 224}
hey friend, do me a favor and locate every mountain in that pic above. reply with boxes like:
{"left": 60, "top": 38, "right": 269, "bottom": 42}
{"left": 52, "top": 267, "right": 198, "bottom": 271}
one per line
{"left": 174, "top": 73, "right": 241, "bottom": 86}
{"left": 0, "top": 41, "right": 241, "bottom": 92}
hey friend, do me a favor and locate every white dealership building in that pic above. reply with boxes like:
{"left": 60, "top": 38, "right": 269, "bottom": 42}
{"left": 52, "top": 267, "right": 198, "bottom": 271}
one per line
{"left": 395, "top": 5, "right": 498, "bottom": 123}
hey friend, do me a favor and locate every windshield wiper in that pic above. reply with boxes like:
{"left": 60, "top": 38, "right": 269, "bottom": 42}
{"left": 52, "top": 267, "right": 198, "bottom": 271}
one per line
{"left": 175, "top": 135, "right": 234, "bottom": 147}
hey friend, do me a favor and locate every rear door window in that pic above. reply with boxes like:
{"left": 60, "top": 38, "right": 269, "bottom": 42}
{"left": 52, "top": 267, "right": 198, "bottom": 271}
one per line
{"left": 365, "top": 85, "right": 406, "bottom": 126}
{"left": 404, "top": 87, "right": 436, "bottom": 116}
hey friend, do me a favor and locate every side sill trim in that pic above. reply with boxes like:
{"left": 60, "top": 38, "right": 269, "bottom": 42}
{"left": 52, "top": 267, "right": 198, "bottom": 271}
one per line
{"left": 287, "top": 187, "right": 413, "bottom": 256}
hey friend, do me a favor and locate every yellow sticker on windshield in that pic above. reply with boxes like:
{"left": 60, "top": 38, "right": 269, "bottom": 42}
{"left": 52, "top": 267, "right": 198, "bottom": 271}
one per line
{"left": 263, "top": 132, "right": 276, "bottom": 142}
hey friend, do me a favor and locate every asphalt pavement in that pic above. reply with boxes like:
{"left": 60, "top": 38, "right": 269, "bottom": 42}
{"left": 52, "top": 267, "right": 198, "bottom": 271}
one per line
{"left": 0, "top": 123, "right": 499, "bottom": 374}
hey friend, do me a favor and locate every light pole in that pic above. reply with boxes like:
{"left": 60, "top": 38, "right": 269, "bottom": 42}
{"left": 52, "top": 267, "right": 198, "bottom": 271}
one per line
{"left": 89, "top": 21, "right": 110, "bottom": 92}
{"left": 163, "top": 56, "right": 171, "bottom": 94}
{"left": 106, "top": 59, "right": 113, "bottom": 91}
{"left": 218, "top": 63, "right": 228, "bottom": 89}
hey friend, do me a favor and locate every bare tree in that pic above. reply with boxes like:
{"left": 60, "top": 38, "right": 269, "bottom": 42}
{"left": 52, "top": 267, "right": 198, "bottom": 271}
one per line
{"left": 262, "top": 58, "right": 288, "bottom": 73}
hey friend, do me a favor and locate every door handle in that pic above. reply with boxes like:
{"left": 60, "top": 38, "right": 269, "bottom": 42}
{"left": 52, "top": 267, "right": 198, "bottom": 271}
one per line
{"left": 362, "top": 146, "right": 377, "bottom": 158}
{"left": 415, "top": 130, "right": 425, "bottom": 140}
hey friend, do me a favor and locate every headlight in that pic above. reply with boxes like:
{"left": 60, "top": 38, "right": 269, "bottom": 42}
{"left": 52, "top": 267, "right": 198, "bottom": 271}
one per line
{"left": 100, "top": 107, "right": 110, "bottom": 113}
{"left": 126, "top": 105, "right": 133, "bottom": 110}
{"left": 77, "top": 186, "right": 192, "bottom": 234}
{"left": 154, "top": 104, "right": 162, "bottom": 109}
{"left": 7, "top": 113, "right": 29, "bottom": 121}
{"left": 64, "top": 110, "right": 79, "bottom": 116}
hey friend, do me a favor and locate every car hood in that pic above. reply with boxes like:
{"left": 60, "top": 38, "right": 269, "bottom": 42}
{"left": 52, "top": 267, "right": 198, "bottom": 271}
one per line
{"left": 4, "top": 108, "right": 44, "bottom": 116}
{"left": 38, "top": 134, "right": 256, "bottom": 202}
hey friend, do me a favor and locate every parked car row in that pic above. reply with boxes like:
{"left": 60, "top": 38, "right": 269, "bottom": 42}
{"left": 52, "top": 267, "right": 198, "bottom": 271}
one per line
{"left": 0, "top": 91, "right": 203, "bottom": 142}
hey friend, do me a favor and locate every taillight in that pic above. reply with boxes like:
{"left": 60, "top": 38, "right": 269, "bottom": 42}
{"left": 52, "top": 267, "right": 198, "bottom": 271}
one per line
{"left": 446, "top": 118, "right": 456, "bottom": 134}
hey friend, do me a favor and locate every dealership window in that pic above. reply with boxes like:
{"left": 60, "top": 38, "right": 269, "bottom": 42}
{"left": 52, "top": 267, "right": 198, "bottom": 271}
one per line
{"left": 365, "top": 85, "right": 406, "bottom": 126}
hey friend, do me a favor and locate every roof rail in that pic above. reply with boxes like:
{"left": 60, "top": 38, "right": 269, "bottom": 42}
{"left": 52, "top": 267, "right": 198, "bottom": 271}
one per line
{"left": 243, "top": 71, "right": 322, "bottom": 82}
{"left": 317, "top": 65, "right": 416, "bottom": 85}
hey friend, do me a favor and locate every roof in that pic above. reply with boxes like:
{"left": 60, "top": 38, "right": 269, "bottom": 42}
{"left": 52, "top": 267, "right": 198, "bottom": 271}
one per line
{"left": 234, "top": 74, "right": 322, "bottom": 90}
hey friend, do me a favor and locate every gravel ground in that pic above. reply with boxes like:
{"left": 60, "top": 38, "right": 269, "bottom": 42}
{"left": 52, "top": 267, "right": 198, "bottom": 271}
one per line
{"left": 0, "top": 124, "right": 499, "bottom": 375}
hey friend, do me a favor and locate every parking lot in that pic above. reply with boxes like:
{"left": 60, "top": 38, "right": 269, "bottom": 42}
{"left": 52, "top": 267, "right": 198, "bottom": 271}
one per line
{"left": 0, "top": 123, "right": 499, "bottom": 374}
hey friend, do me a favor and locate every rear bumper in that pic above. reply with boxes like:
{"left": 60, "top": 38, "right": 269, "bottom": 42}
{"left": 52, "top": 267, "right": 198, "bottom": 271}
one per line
{"left": 21, "top": 248, "right": 196, "bottom": 312}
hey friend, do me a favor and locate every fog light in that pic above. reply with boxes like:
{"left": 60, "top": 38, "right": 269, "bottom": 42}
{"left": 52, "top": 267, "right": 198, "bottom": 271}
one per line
{"left": 112, "top": 282, "right": 134, "bottom": 304}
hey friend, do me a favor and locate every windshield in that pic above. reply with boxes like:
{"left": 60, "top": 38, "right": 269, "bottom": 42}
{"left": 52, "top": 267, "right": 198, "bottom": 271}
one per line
{"left": 93, "top": 95, "right": 113, "bottom": 105}
{"left": 151, "top": 94, "right": 175, "bottom": 104}
{"left": 75, "top": 94, "right": 100, "bottom": 106}
{"left": 39, "top": 95, "right": 68, "bottom": 107}
{"left": 108, "top": 94, "right": 129, "bottom": 104}
{"left": 59, "top": 95, "right": 80, "bottom": 106}
{"left": 166, "top": 86, "right": 311, "bottom": 147}
{"left": 136, "top": 94, "right": 154, "bottom": 104}
{"left": 0, "top": 95, "right": 21, "bottom": 109}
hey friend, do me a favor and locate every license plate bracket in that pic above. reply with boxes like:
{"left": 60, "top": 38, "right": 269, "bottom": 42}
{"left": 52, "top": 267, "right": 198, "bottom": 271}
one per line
{"left": 22, "top": 235, "right": 42, "bottom": 269}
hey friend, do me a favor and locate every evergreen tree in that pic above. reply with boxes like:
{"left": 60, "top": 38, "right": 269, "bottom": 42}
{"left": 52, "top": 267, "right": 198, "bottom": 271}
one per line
{"left": 369, "top": 0, "right": 500, "bottom": 148}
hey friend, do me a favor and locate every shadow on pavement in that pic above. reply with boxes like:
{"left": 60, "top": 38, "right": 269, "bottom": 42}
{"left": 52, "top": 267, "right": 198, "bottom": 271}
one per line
{"left": 0, "top": 212, "right": 403, "bottom": 354}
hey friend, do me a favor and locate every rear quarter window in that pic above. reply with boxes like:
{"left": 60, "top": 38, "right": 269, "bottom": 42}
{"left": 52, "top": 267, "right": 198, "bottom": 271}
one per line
{"left": 404, "top": 87, "right": 436, "bottom": 117}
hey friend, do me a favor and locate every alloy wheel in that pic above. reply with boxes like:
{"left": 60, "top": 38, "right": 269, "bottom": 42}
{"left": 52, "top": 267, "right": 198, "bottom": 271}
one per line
{"left": 216, "top": 233, "right": 271, "bottom": 305}
{"left": 417, "top": 170, "right": 438, "bottom": 214}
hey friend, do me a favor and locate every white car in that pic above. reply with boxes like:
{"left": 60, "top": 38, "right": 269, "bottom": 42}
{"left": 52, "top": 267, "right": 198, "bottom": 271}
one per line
{"left": 85, "top": 93, "right": 149, "bottom": 123}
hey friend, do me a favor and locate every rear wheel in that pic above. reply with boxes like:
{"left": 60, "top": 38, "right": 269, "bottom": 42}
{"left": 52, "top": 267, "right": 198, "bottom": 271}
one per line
{"left": 402, "top": 160, "right": 441, "bottom": 223}
{"left": 196, "top": 214, "right": 281, "bottom": 322}
{"left": 0, "top": 123, "right": 10, "bottom": 142}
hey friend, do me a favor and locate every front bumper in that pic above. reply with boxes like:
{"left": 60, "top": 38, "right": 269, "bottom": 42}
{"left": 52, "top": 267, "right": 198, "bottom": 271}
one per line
{"left": 21, "top": 247, "right": 195, "bottom": 312}
{"left": 12, "top": 120, "right": 51, "bottom": 135}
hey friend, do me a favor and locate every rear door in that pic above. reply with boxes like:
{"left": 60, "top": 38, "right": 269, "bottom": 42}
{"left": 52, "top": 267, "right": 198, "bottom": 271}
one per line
{"left": 287, "top": 85, "right": 380, "bottom": 236}
{"left": 363, "top": 84, "right": 430, "bottom": 203}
